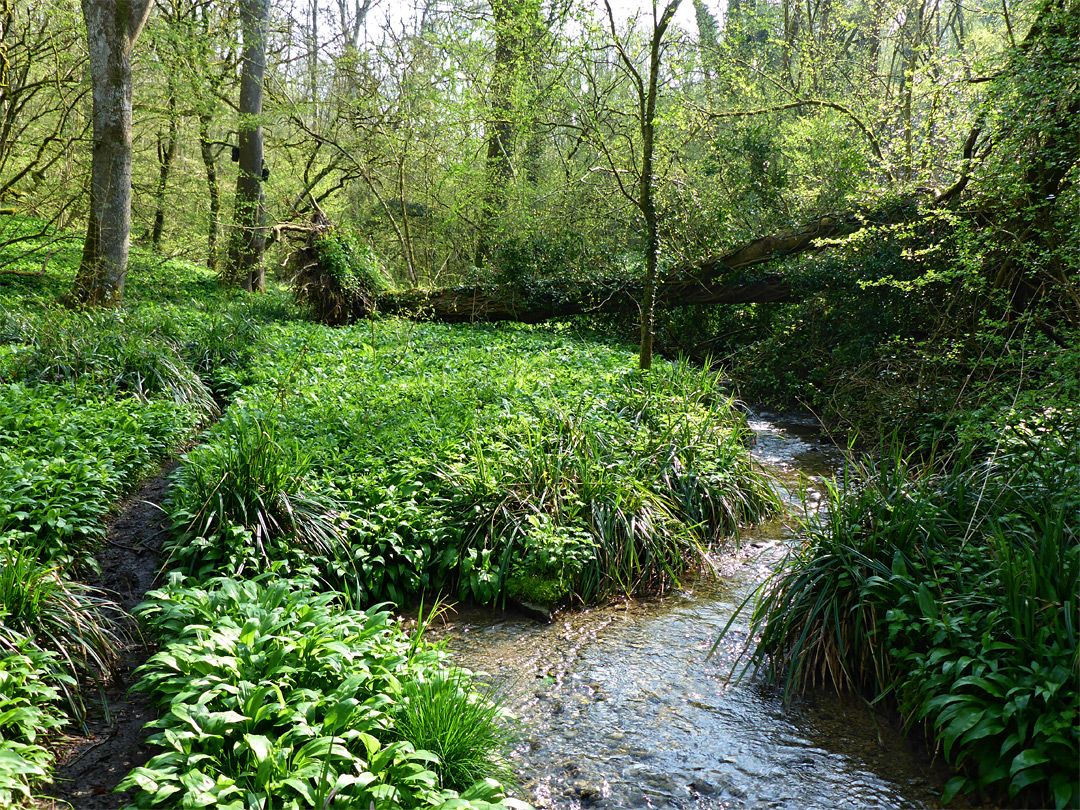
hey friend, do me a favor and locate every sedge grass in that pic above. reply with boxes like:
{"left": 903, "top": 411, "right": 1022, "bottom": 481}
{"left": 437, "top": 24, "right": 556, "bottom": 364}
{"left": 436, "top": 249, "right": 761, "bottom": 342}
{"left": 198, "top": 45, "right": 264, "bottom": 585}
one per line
{"left": 715, "top": 431, "right": 1079, "bottom": 808}
{"left": 166, "top": 411, "right": 347, "bottom": 575}
{"left": 390, "top": 668, "right": 518, "bottom": 793}
{"left": 0, "top": 541, "right": 123, "bottom": 717}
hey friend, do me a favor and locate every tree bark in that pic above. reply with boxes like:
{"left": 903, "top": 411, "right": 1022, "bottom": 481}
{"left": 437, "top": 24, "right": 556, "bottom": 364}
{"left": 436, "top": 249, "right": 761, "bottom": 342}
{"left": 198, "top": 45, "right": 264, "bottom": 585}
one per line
{"left": 225, "top": 0, "right": 270, "bottom": 292}
{"left": 72, "top": 0, "right": 155, "bottom": 306}
{"left": 150, "top": 88, "right": 178, "bottom": 250}
{"left": 198, "top": 112, "right": 221, "bottom": 273}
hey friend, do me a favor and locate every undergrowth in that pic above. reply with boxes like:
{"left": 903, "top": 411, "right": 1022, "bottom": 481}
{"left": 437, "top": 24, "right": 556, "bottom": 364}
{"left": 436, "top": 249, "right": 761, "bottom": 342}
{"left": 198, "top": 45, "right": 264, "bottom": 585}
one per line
{"left": 719, "top": 411, "right": 1080, "bottom": 808}
{"left": 123, "top": 573, "right": 525, "bottom": 810}
{"left": 0, "top": 233, "right": 290, "bottom": 803}
{"left": 163, "top": 321, "right": 779, "bottom": 607}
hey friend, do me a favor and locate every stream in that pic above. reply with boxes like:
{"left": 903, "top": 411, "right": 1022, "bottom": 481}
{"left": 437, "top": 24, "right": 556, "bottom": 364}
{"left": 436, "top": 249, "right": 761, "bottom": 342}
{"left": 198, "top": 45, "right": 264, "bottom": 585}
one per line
{"left": 432, "top": 414, "right": 953, "bottom": 810}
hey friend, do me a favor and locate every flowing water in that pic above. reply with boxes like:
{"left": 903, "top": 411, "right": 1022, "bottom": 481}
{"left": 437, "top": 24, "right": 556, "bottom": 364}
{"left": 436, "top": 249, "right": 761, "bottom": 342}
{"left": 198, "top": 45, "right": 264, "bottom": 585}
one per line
{"left": 432, "top": 414, "right": 952, "bottom": 810}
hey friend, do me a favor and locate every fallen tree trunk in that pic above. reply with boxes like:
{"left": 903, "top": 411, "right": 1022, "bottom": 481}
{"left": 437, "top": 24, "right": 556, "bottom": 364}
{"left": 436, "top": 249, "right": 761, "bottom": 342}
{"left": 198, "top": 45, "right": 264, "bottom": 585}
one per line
{"left": 372, "top": 272, "right": 793, "bottom": 323}
{"left": 303, "top": 213, "right": 873, "bottom": 325}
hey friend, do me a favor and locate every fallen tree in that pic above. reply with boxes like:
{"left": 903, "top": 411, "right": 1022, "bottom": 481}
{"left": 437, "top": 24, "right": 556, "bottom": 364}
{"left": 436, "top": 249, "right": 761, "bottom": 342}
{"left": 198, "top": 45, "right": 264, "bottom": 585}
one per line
{"left": 293, "top": 211, "right": 884, "bottom": 325}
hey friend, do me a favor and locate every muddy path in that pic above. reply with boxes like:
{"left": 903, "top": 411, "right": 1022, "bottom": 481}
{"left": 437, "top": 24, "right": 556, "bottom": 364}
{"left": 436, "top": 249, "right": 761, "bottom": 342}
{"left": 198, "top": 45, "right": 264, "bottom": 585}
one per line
{"left": 42, "top": 464, "right": 177, "bottom": 810}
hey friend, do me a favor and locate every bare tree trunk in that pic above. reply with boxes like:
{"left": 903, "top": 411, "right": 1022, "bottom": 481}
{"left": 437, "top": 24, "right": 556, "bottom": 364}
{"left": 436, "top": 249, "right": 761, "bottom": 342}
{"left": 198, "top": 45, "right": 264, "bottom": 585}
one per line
{"left": 226, "top": 0, "right": 269, "bottom": 292}
{"left": 150, "top": 88, "right": 178, "bottom": 250}
{"left": 198, "top": 112, "right": 220, "bottom": 273}
{"left": 72, "top": 0, "right": 155, "bottom": 306}
{"left": 604, "top": 0, "right": 682, "bottom": 370}
{"left": 637, "top": 5, "right": 681, "bottom": 370}
{"left": 475, "top": 0, "right": 519, "bottom": 269}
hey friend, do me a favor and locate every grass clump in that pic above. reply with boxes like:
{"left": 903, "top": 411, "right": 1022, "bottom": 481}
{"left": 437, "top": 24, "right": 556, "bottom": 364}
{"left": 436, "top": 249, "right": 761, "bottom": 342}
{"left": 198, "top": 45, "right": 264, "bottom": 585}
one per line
{"left": 720, "top": 418, "right": 1079, "bottom": 808}
{"left": 6, "top": 309, "right": 218, "bottom": 422}
{"left": 391, "top": 669, "right": 517, "bottom": 793}
{"left": 0, "top": 540, "right": 123, "bottom": 802}
{"left": 440, "top": 359, "right": 779, "bottom": 603}
{"left": 0, "top": 544, "right": 121, "bottom": 699}
{"left": 165, "top": 410, "right": 347, "bottom": 578}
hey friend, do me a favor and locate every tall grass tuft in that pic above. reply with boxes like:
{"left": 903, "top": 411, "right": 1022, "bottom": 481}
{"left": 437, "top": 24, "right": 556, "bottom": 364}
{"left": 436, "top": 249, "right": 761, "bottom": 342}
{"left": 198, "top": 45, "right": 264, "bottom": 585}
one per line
{"left": 182, "top": 309, "right": 260, "bottom": 398}
{"left": 391, "top": 668, "right": 518, "bottom": 793}
{"left": 9, "top": 311, "right": 218, "bottom": 421}
{"left": 442, "top": 362, "right": 780, "bottom": 603}
{"left": 0, "top": 542, "right": 122, "bottom": 716}
{"left": 166, "top": 410, "right": 346, "bottom": 575}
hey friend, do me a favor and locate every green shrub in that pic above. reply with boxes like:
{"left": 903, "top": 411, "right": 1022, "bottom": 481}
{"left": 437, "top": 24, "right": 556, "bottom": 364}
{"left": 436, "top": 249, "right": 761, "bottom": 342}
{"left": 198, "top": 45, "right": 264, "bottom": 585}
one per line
{"left": 122, "top": 573, "right": 526, "bottom": 810}
{"left": 168, "top": 320, "right": 778, "bottom": 607}
{"left": 0, "top": 383, "right": 197, "bottom": 569}
{"left": 296, "top": 229, "right": 394, "bottom": 324}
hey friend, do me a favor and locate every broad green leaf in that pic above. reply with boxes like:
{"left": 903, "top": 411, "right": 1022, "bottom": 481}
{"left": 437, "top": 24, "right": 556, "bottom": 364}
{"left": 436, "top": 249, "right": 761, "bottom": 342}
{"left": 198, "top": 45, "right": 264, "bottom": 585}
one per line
{"left": 1010, "top": 749, "right": 1050, "bottom": 776}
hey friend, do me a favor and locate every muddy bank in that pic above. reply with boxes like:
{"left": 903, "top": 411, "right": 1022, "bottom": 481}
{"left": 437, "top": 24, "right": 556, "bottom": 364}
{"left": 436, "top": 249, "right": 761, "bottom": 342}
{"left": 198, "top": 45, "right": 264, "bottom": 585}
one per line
{"left": 42, "top": 465, "right": 175, "bottom": 810}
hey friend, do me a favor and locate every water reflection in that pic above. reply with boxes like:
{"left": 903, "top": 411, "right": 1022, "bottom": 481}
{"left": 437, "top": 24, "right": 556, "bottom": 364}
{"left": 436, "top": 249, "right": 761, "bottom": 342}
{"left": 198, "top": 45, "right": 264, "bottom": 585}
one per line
{"left": 433, "top": 413, "right": 949, "bottom": 810}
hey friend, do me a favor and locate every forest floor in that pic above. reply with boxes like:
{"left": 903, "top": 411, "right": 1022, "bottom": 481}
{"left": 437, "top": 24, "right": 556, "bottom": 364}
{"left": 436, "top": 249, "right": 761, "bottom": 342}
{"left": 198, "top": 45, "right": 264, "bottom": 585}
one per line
{"left": 40, "top": 464, "right": 177, "bottom": 810}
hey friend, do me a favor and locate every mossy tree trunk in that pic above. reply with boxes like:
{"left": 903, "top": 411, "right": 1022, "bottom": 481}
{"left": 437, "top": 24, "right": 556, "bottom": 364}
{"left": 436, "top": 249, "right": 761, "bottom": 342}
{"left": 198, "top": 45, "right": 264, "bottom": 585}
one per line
{"left": 225, "top": 0, "right": 270, "bottom": 292}
{"left": 71, "top": 0, "right": 155, "bottom": 306}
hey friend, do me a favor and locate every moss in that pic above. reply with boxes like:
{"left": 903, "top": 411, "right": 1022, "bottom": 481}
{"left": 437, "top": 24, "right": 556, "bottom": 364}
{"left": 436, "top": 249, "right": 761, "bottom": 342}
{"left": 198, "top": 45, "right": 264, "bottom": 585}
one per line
{"left": 505, "top": 575, "right": 567, "bottom": 608}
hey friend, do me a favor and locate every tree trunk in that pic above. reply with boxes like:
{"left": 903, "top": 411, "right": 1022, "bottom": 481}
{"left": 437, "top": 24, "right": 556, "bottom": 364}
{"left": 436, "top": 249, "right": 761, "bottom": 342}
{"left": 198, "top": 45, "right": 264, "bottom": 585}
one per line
{"left": 72, "top": 0, "right": 155, "bottom": 306}
{"left": 225, "top": 0, "right": 270, "bottom": 292}
{"left": 371, "top": 273, "right": 793, "bottom": 324}
{"left": 637, "top": 1, "right": 681, "bottom": 370}
{"left": 150, "top": 88, "right": 178, "bottom": 250}
{"left": 198, "top": 112, "right": 220, "bottom": 273}
{"left": 298, "top": 212, "right": 881, "bottom": 325}
{"left": 475, "top": 0, "right": 519, "bottom": 269}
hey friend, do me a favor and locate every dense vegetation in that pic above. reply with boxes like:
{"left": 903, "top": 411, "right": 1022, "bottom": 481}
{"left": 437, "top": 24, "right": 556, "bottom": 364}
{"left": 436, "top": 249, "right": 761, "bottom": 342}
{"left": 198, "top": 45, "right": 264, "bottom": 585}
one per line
{"left": 0, "top": 236, "right": 777, "bottom": 806}
{"left": 0, "top": 0, "right": 1076, "bottom": 804}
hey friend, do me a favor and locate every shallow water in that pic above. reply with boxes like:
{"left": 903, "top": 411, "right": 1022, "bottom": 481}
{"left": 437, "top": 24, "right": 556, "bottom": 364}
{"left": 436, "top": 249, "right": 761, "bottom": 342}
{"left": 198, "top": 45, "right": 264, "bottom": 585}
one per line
{"left": 434, "top": 413, "right": 950, "bottom": 810}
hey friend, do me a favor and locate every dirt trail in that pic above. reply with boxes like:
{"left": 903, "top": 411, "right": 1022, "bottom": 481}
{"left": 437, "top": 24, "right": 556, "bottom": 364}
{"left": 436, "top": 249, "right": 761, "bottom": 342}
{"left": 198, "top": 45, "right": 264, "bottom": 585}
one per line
{"left": 42, "top": 464, "right": 177, "bottom": 810}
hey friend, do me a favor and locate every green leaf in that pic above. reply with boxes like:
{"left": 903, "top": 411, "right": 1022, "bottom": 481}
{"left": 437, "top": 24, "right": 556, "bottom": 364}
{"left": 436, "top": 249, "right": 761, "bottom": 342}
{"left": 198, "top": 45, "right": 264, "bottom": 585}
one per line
{"left": 941, "top": 706, "right": 986, "bottom": 761}
{"left": 942, "top": 775, "right": 969, "bottom": 804}
{"left": 1010, "top": 749, "right": 1050, "bottom": 776}
{"left": 238, "top": 618, "right": 259, "bottom": 646}
{"left": 959, "top": 715, "right": 1005, "bottom": 746}
{"left": 1050, "top": 773, "right": 1075, "bottom": 810}
{"left": 243, "top": 733, "right": 273, "bottom": 763}
{"left": 1010, "top": 766, "right": 1047, "bottom": 797}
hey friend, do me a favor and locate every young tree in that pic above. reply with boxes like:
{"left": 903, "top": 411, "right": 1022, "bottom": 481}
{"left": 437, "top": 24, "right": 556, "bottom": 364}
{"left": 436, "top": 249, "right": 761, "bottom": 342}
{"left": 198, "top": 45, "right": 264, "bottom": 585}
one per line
{"left": 604, "top": 0, "right": 682, "bottom": 369}
{"left": 225, "top": 0, "right": 270, "bottom": 292}
{"left": 71, "top": 0, "right": 155, "bottom": 306}
{"left": 475, "top": 0, "right": 535, "bottom": 269}
{"left": 0, "top": 0, "right": 86, "bottom": 250}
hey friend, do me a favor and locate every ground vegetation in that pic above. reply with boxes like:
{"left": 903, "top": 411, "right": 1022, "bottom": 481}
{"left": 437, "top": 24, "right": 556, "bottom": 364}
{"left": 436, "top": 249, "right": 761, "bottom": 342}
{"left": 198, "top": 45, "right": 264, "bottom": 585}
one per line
{"left": 0, "top": 0, "right": 1074, "bottom": 804}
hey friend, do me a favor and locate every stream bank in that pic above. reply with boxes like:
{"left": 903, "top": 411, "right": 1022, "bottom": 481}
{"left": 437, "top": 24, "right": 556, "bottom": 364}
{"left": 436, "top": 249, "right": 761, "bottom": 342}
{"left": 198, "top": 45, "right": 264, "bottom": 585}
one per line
{"left": 432, "top": 413, "right": 958, "bottom": 810}
{"left": 38, "top": 414, "right": 958, "bottom": 810}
